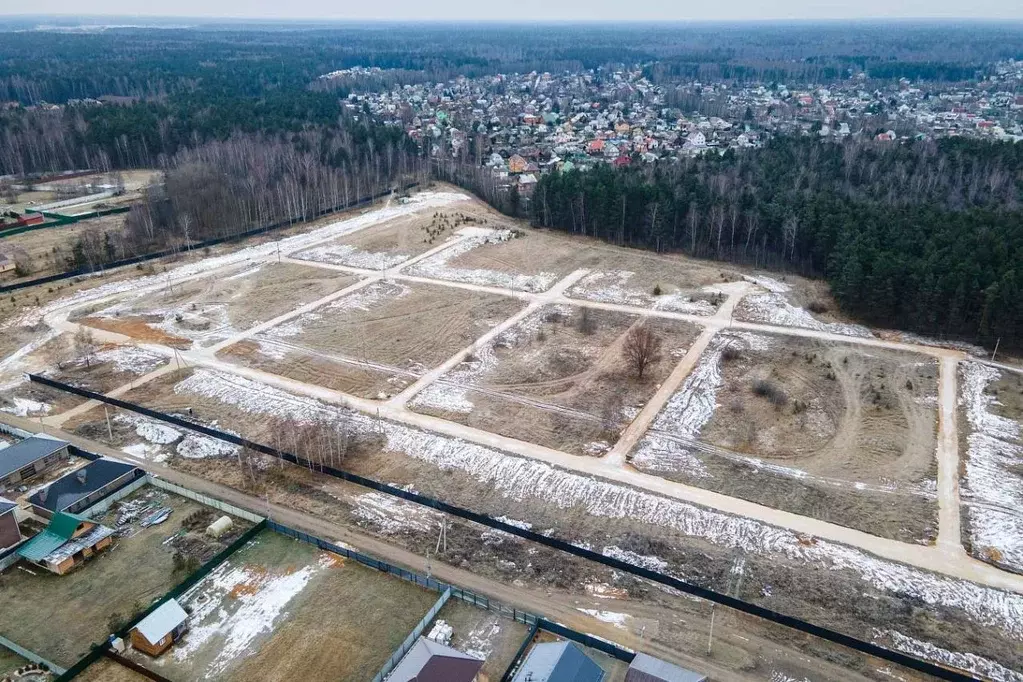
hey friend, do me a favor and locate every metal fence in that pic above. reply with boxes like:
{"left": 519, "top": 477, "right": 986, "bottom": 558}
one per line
{"left": 0, "top": 634, "right": 67, "bottom": 676}
{"left": 78, "top": 474, "right": 152, "bottom": 519}
{"left": 29, "top": 375, "right": 981, "bottom": 682}
{"left": 370, "top": 588, "right": 452, "bottom": 682}
{"left": 149, "top": 477, "right": 265, "bottom": 524}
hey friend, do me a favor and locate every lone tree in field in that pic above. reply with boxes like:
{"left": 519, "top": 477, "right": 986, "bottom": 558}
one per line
{"left": 622, "top": 324, "right": 662, "bottom": 380}
{"left": 73, "top": 327, "right": 97, "bottom": 369}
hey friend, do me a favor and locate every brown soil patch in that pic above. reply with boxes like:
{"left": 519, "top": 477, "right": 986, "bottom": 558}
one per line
{"left": 80, "top": 316, "right": 191, "bottom": 348}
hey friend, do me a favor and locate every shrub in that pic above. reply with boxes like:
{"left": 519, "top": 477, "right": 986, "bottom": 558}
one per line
{"left": 752, "top": 379, "right": 788, "bottom": 406}
{"left": 652, "top": 284, "right": 662, "bottom": 296}
{"left": 807, "top": 300, "right": 829, "bottom": 314}
{"left": 721, "top": 345, "right": 742, "bottom": 362}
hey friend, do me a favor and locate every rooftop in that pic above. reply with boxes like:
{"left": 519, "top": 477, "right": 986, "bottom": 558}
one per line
{"left": 18, "top": 511, "right": 93, "bottom": 562}
{"left": 28, "top": 458, "right": 139, "bottom": 513}
{"left": 388, "top": 636, "right": 483, "bottom": 682}
{"left": 512, "top": 641, "right": 605, "bottom": 682}
{"left": 0, "top": 496, "right": 15, "bottom": 516}
{"left": 134, "top": 599, "right": 189, "bottom": 645}
{"left": 627, "top": 653, "right": 707, "bottom": 682}
{"left": 0, "top": 436, "right": 68, "bottom": 480}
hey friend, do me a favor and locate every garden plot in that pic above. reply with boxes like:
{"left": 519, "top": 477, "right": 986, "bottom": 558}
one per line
{"left": 74, "top": 262, "right": 356, "bottom": 350}
{"left": 735, "top": 274, "right": 872, "bottom": 337}
{"left": 142, "top": 530, "right": 439, "bottom": 682}
{"left": 567, "top": 250, "right": 742, "bottom": 313}
{"left": 958, "top": 362, "right": 1023, "bottom": 573}
{"left": 254, "top": 280, "right": 524, "bottom": 371}
{"left": 430, "top": 600, "right": 532, "bottom": 682}
{"left": 0, "top": 488, "right": 245, "bottom": 668}
{"left": 77, "top": 658, "right": 150, "bottom": 681}
{"left": 411, "top": 305, "right": 700, "bottom": 455}
{"left": 291, "top": 211, "right": 456, "bottom": 270}
{"left": 629, "top": 331, "right": 940, "bottom": 541}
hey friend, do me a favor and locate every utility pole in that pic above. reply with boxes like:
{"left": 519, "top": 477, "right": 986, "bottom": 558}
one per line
{"left": 104, "top": 405, "right": 113, "bottom": 440}
{"left": 991, "top": 337, "right": 1001, "bottom": 363}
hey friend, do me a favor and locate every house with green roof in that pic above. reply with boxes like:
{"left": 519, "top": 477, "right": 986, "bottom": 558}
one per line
{"left": 17, "top": 511, "right": 115, "bottom": 575}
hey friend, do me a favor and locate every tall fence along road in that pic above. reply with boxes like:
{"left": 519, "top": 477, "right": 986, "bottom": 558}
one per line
{"left": 28, "top": 372, "right": 980, "bottom": 682}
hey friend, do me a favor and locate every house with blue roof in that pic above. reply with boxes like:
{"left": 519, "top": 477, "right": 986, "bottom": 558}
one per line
{"left": 512, "top": 641, "right": 605, "bottom": 682}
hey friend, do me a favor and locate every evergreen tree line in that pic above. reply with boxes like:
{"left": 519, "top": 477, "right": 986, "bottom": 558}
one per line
{"left": 523, "top": 137, "right": 1023, "bottom": 350}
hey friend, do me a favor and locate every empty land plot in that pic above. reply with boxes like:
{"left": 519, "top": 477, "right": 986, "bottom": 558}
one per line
{"left": 0, "top": 649, "right": 33, "bottom": 679}
{"left": 291, "top": 211, "right": 455, "bottom": 269}
{"left": 74, "top": 262, "right": 357, "bottom": 349}
{"left": 0, "top": 488, "right": 244, "bottom": 668}
{"left": 958, "top": 362, "right": 1023, "bottom": 573}
{"left": 431, "top": 599, "right": 531, "bottom": 682}
{"left": 217, "top": 338, "right": 412, "bottom": 400}
{"left": 629, "top": 331, "right": 940, "bottom": 542}
{"left": 144, "top": 530, "right": 438, "bottom": 682}
{"left": 568, "top": 250, "right": 742, "bottom": 314}
{"left": 409, "top": 223, "right": 612, "bottom": 292}
{"left": 261, "top": 280, "right": 524, "bottom": 370}
{"left": 411, "top": 305, "right": 700, "bottom": 455}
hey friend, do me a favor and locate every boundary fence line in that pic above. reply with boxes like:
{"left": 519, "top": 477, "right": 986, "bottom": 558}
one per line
{"left": 500, "top": 621, "right": 540, "bottom": 682}
{"left": 29, "top": 374, "right": 980, "bottom": 682}
{"left": 100, "top": 649, "right": 173, "bottom": 682}
{"left": 2, "top": 182, "right": 417, "bottom": 293}
{"left": 0, "top": 635, "right": 67, "bottom": 676}
{"left": 371, "top": 588, "right": 452, "bottom": 682}
{"left": 78, "top": 475, "right": 151, "bottom": 519}
{"left": 149, "top": 477, "right": 265, "bottom": 523}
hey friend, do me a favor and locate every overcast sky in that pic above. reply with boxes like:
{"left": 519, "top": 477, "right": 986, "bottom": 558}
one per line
{"left": 6, "top": 0, "right": 1023, "bottom": 21}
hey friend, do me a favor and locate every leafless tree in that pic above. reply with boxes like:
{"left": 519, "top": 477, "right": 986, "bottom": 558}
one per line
{"left": 621, "top": 323, "right": 662, "bottom": 380}
{"left": 73, "top": 327, "right": 97, "bottom": 368}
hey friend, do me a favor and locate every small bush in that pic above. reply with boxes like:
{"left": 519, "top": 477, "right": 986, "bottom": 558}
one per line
{"left": 576, "top": 307, "right": 596, "bottom": 335}
{"left": 752, "top": 379, "right": 788, "bottom": 407}
{"left": 652, "top": 284, "right": 662, "bottom": 296}
{"left": 721, "top": 345, "right": 742, "bottom": 362}
{"left": 807, "top": 300, "right": 829, "bottom": 314}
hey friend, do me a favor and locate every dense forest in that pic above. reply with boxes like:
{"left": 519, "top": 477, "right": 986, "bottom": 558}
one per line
{"left": 527, "top": 138, "right": 1023, "bottom": 349}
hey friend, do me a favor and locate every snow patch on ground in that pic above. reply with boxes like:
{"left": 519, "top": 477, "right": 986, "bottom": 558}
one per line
{"left": 174, "top": 556, "right": 320, "bottom": 678}
{"left": 351, "top": 489, "right": 441, "bottom": 534}
{"left": 743, "top": 274, "right": 791, "bottom": 293}
{"left": 569, "top": 271, "right": 716, "bottom": 315}
{"left": 0, "top": 396, "right": 52, "bottom": 417}
{"left": 293, "top": 242, "right": 411, "bottom": 270}
{"left": 738, "top": 292, "right": 873, "bottom": 338}
{"left": 88, "top": 345, "right": 167, "bottom": 374}
{"left": 408, "top": 229, "right": 557, "bottom": 292}
{"left": 460, "top": 617, "right": 503, "bottom": 660}
{"left": 877, "top": 629, "right": 1023, "bottom": 682}
{"left": 177, "top": 433, "right": 240, "bottom": 459}
{"left": 959, "top": 362, "right": 1023, "bottom": 572}
{"left": 263, "top": 281, "right": 409, "bottom": 341}
{"left": 577, "top": 608, "right": 630, "bottom": 629}
{"left": 115, "top": 414, "right": 182, "bottom": 445}
{"left": 0, "top": 329, "right": 59, "bottom": 388}
{"left": 481, "top": 515, "right": 533, "bottom": 546}
{"left": 171, "top": 368, "right": 1023, "bottom": 637}
{"left": 601, "top": 546, "right": 669, "bottom": 572}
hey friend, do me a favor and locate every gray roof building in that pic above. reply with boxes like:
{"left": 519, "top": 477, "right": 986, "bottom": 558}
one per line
{"left": 388, "top": 636, "right": 483, "bottom": 682}
{"left": 0, "top": 496, "right": 15, "bottom": 516}
{"left": 28, "top": 459, "right": 141, "bottom": 515}
{"left": 0, "top": 436, "right": 68, "bottom": 481}
{"left": 625, "top": 653, "right": 707, "bottom": 682}
{"left": 512, "top": 641, "right": 604, "bottom": 682}
{"left": 134, "top": 599, "right": 189, "bottom": 646}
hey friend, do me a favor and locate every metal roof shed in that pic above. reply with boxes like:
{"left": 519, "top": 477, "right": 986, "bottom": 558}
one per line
{"left": 17, "top": 511, "right": 92, "bottom": 562}
{"left": 387, "top": 636, "right": 483, "bottom": 682}
{"left": 134, "top": 600, "right": 189, "bottom": 646}
{"left": 625, "top": 653, "right": 707, "bottom": 682}
{"left": 512, "top": 641, "right": 605, "bottom": 682}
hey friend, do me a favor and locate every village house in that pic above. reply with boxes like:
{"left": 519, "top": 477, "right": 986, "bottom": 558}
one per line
{"left": 388, "top": 636, "right": 484, "bottom": 682}
{"left": 625, "top": 653, "right": 708, "bottom": 682}
{"left": 131, "top": 599, "right": 190, "bottom": 657}
{"left": 0, "top": 496, "right": 21, "bottom": 550}
{"left": 28, "top": 458, "right": 142, "bottom": 519}
{"left": 16, "top": 511, "right": 115, "bottom": 575}
{"left": 0, "top": 436, "right": 71, "bottom": 490}
{"left": 512, "top": 641, "right": 605, "bottom": 682}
